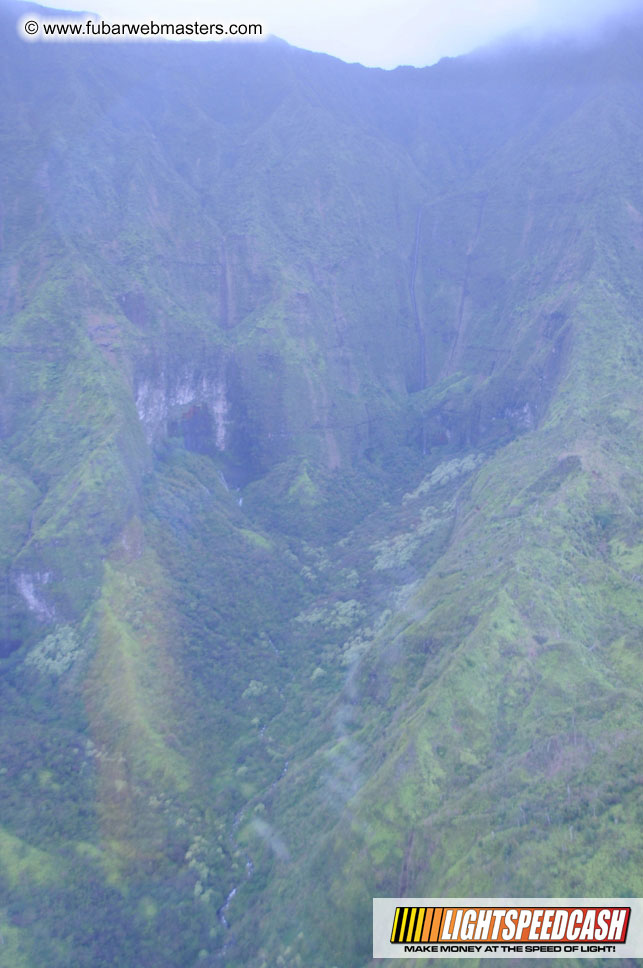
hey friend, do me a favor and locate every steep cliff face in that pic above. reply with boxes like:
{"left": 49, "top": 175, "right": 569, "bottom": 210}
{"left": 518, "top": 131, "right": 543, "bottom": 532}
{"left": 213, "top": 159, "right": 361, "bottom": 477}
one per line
{"left": 0, "top": 3, "right": 642, "bottom": 966}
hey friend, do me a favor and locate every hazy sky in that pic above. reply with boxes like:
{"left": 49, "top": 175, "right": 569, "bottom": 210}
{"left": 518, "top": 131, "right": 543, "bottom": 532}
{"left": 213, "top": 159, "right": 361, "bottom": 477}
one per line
{"left": 31, "top": 0, "right": 643, "bottom": 67}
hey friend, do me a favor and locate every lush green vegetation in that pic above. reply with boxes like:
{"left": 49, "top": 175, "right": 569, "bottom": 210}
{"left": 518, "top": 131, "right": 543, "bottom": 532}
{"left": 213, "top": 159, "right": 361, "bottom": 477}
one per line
{"left": 0, "top": 1, "right": 642, "bottom": 965}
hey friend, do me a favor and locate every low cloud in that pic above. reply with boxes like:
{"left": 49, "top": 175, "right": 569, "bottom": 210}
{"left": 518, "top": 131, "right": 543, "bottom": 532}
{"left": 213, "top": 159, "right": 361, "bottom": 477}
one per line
{"left": 29, "top": 0, "right": 643, "bottom": 67}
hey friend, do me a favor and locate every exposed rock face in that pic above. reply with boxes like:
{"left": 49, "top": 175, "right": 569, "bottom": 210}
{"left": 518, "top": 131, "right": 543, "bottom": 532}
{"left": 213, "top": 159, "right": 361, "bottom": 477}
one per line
{"left": 15, "top": 572, "right": 55, "bottom": 622}
{"left": 135, "top": 368, "right": 229, "bottom": 451}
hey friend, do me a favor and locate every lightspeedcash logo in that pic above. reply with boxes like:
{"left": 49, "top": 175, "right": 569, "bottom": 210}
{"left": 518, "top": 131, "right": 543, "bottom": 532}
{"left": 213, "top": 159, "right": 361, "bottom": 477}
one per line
{"left": 373, "top": 898, "right": 643, "bottom": 958}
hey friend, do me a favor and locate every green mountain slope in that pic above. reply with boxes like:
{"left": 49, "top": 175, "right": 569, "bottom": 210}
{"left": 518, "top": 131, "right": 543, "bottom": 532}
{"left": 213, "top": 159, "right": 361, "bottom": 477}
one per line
{"left": 0, "top": 3, "right": 641, "bottom": 966}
